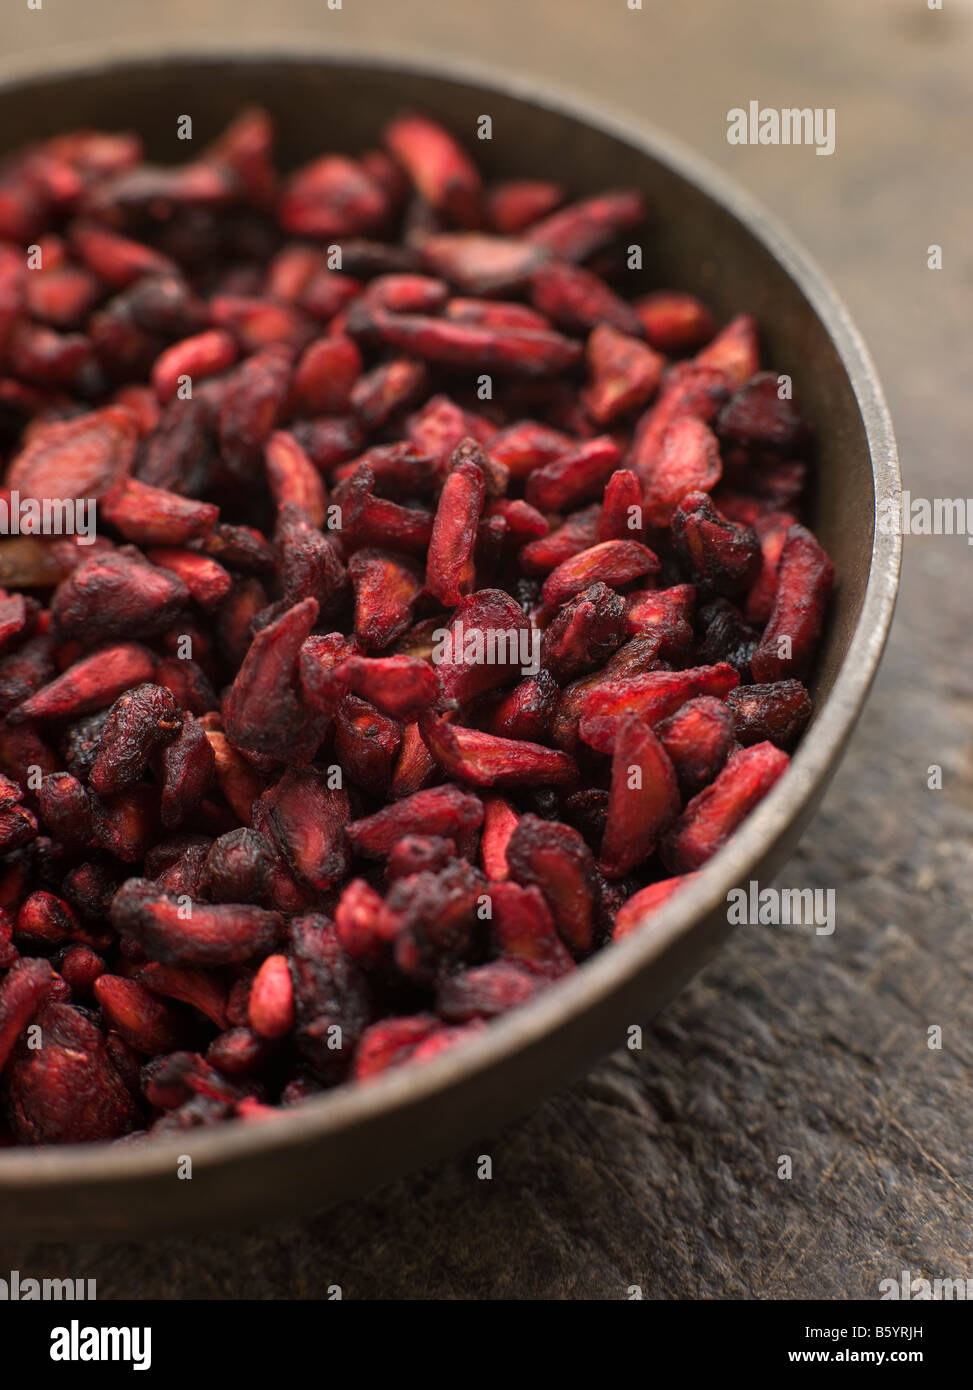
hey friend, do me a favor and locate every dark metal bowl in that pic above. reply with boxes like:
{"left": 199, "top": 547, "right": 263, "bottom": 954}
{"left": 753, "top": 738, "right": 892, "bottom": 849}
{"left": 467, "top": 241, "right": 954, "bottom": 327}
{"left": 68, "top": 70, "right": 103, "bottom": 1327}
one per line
{"left": 0, "top": 45, "right": 900, "bottom": 1239}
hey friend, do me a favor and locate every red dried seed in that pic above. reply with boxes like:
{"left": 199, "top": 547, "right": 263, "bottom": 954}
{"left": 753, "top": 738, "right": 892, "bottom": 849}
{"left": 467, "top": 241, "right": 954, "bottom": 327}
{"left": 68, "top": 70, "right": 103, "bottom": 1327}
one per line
{"left": 480, "top": 794, "right": 520, "bottom": 880}
{"left": 159, "top": 715, "right": 216, "bottom": 829}
{"left": 0, "top": 721, "right": 58, "bottom": 785}
{"left": 4, "top": 404, "right": 137, "bottom": 503}
{"left": 541, "top": 539, "right": 659, "bottom": 611}
{"left": 419, "top": 231, "right": 549, "bottom": 296}
{"left": 391, "top": 719, "right": 440, "bottom": 799}
{"left": 218, "top": 344, "right": 292, "bottom": 481}
{"left": 656, "top": 695, "right": 736, "bottom": 797}
{"left": 154, "top": 657, "right": 217, "bottom": 717}
{"left": 274, "top": 504, "right": 347, "bottom": 616}
{"left": 150, "top": 328, "right": 237, "bottom": 404}
{"left": 379, "top": 860, "right": 484, "bottom": 982}
{"left": 5, "top": 1001, "right": 141, "bottom": 1143}
{"left": 363, "top": 272, "right": 449, "bottom": 314}
{"left": 248, "top": 953, "right": 295, "bottom": 1039}
{"left": 209, "top": 293, "right": 310, "bottom": 352}
{"left": 347, "top": 783, "right": 483, "bottom": 858}
{"left": 332, "top": 441, "right": 436, "bottom": 499}
{"left": 741, "top": 512, "right": 795, "bottom": 624}
{"left": 199, "top": 827, "right": 273, "bottom": 904}
{"left": 59, "top": 945, "right": 106, "bottom": 995}
{"left": 93, "top": 974, "right": 188, "bottom": 1054}
{"left": 0, "top": 771, "right": 24, "bottom": 809}
{"left": 223, "top": 596, "right": 322, "bottom": 763}
{"left": 349, "top": 303, "right": 582, "bottom": 377}
{"left": 489, "top": 670, "right": 559, "bottom": 743}
{"left": 288, "top": 913, "right": 372, "bottom": 1081}
{"left": 351, "top": 357, "right": 429, "bottom": 431}
{"left": 484, "top": 497, "right": 549, "bottom": 544}
{"left": 37, "top": 771, "right": 92, "bottom": 848}
{"left": 407, "top": 1021, "right": 486, "bottom": 1064}
{"left": 505, "top": 814, "right": 600, "bottom": 955}
{"left": 520, "top": 503, "right": 601, "bottom": 575}
{"left": 334, "top": 877, "right": 387, "bottom": 965}
{"left": 354, "top": 1013, "right": 442, "bottom": 1080}
{"left": 134, "top": 962, "right": 229, "bottom": 1030}
{"left": 574, "top": 663, "right": 741, "bottom": 753}
{"left": 386, "top": 836, "right": 456, "bottom": 882}
{"left": 716, "top": 370, "right": 807, "bottom": 454}
{"left": 662, "top": 740, "right": 789, "bottom": 873}
{"left": 298, "top": 268, "right": 363, "bottom": 323}
{"left": 89, "top": 682, "right": 181, "bottom": 796}
{"left": 583, "top": 324, "right": 664, "bottom": 426}
{"left": 437, "top": 959, "right": 540, "bottom": 1022}
{"left": 334, "top": 694, "right": 402, "bottom": 799}
{"left": 49, "top": 552, "right": 187, "bottom": 644}
{"left": 207, "top": 1027, "right": 275, "bottom": 1078}
{"left": 612, "top": 874, "right": 695, "bottom": 940}
{"left": 529, "top": 261, "right": 643, "bottom": 337}
{"left": 292, "top": 334, "right": 363, "bottom": 414}
{"left": 91, "top": 784, "right": 161, "bottom": 862}
{"left": 432, "top": 587, "right": 531, "bottom": 705}
{"left": 750, "top": 525, "right": 834, "bottom": 682}
{"left": 69, "top": 222, "right": 177, "bottom": 287}
{"left": 406, "top": 393, "right": 494, "bottom": 473}
{"left": 0, "top": 956, "right": 54, "bottom": 1071}
{"left": 297, "top": 631, "right": 356, "bottom": 722}
{"left": 278, "top": 154, "right": 388, "bottom": 238}
{"left": 288, "top": 415, "right": 367, "bottom": 471}
{"left": 695, "top": 314, "right": 760, "bottom": 388}
{"left": 526, "top": 189, "right": 647, "bottom": 262}
{"left": 486, "top": 179, "right": 565, "bottom": 234}
{"left": 641, "top": 416, "right": 723, "bottom": 526}
{"left": 420, "top": 711, "right": 578, "bottom": 789}
{"left": 488, "top": 879, "right": 575, "bottom": 979}
{"left": 623, "top": 584, "right": 695, "bottom": 660}
{"left": 727, "top": 680, "right": 812, "bottom": 749}
{"left": 426, "top": 448, "right": 486, "bottom": 604}
{"left": 334, "top": 653, "right": 439, "bottom": 722}
{"left": 9, "top": 642, "right": 154, "bottom": 723}
{"left": 628, "top": 362, "right": 731, "bottom": 477}
{"left": 332, "top": 464, "right": 433, "bottom": 555}
{"left": 594, "top": 468, "right": 643, "bottom": 544}
{"left": 25, "top": 264, "right": 101, "bottom": 329}
{"left": 0, "top": 802, "right": 39, "bottom": 852}
{"left": 444, "top": 297, "right": 550, "bottom": 332}
{"left": 384, "top": 113, "right": 483, "bottom": 228}
{"left": 540, "top": 582, "right": 627, "bottom": 682}
{"left": 487, "top": 420, "right": 573, "bottom": 479}
{"left": 110, "top": 879, "right": 282, "bottom": 965}
{"left": 145, "top": 547, "right": 232, "bottom": 609}
{"left": 16, "top": 890, "right": 84, "bottom": 946}
{"left": 254, "top": 767, "right": 350, "bottom": 890}
{"left": 599, "top": 713, "right": 680, "bottom": 877}
{"left": 205, "top": 106, "right": 277, "bottom": 207}
{"left": 264, "top": 429, "right": 327, "bottom": 529}
{"left": 634, "top": 291, "right": 716, "bottom": 354}
{"left": 141, "top": 1050, "right": 240, "bottom": 1110}
{"left": 525, "top": 436, "right": 620, "bottom": 513}
{"left": 101, "top": 476, "right": 218, "bottom": 547}
{"left": 671, "top": 491, "right": 762, "bottom": 597}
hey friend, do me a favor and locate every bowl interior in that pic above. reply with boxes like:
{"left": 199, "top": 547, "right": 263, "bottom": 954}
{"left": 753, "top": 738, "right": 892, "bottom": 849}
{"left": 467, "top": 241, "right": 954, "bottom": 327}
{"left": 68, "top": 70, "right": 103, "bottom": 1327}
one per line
{"left": 0, "top": 52, "right": 896, "bottom": 1237}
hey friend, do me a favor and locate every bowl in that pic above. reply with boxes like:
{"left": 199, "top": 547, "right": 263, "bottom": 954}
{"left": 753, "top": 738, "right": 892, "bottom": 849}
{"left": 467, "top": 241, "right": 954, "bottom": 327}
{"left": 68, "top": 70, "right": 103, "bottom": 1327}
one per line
{"left": 0, "top": 45, "right": 900, "bottom": 1239}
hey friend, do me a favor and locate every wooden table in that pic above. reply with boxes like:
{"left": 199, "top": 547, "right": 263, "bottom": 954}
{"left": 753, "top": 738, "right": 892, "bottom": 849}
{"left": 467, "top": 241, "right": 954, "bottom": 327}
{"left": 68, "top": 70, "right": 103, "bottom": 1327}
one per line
{"left": 1, "top": 0, "right": 970, "bottom": 1297}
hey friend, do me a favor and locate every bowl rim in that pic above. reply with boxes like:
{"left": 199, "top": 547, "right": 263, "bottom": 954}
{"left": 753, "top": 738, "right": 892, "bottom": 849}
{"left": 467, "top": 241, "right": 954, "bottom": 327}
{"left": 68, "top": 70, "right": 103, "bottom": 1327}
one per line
{"left": 0, "top": 39, "right": 901, "bottom": 1191}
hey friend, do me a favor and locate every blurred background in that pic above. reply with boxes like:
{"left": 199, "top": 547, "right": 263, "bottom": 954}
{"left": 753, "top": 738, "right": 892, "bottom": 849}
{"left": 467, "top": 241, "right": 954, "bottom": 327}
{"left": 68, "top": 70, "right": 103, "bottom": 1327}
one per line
{"left": 1, "top": 0, "right": 971, "bottom": 1298}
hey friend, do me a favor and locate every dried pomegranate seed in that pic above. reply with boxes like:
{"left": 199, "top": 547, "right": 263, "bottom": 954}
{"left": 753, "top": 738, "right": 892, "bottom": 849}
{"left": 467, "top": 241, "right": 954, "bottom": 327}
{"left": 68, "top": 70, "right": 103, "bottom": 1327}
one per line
{"left": 0, "top": 107, "right": 835, "bottom": 1145}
